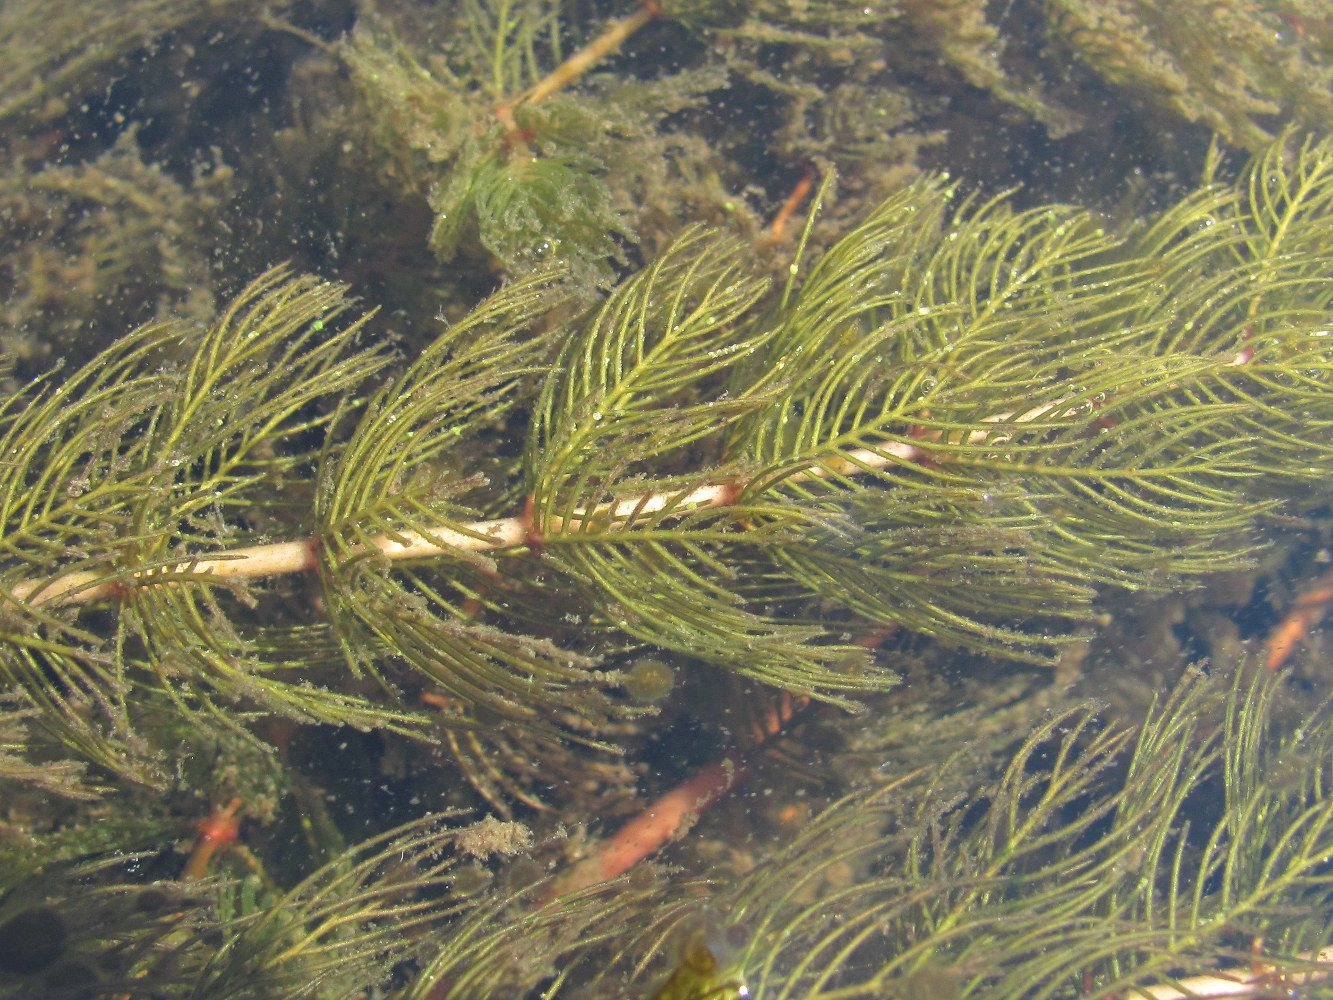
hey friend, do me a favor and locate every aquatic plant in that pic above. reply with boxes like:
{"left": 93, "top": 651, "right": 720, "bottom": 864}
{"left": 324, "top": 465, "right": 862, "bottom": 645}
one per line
{"left": 4, "top": 3, "right": 1333, "bottom": 998}
{"left": 12, "top": 132, "right": 1333, "bottom": 739}
{"left": 2, "top": 126, "right": 1333, "bottom": 994}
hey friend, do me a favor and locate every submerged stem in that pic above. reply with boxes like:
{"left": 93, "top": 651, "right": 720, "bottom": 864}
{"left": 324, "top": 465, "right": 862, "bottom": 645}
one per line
{"left": 8, "top": 439, "right": 939, "bottom": 610}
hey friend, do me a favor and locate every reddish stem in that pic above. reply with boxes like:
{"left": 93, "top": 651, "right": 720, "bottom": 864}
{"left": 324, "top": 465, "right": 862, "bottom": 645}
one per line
{"left": 183, "top": 798, "right": 243, "bottom": 880}
{"left": 766, "top": 165, "right": 818, "bottom": 242}
{"left": 546, "top": 752, "right": 750, "bottom": 900}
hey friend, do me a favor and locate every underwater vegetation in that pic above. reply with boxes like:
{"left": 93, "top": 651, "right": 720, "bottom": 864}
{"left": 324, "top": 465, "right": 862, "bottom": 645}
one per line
{"left": 4, "top": 1, "right": 1333, "bottom": 998}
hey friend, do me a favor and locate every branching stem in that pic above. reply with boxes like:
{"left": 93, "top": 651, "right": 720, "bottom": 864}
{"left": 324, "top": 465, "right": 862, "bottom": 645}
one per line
{"left": 494, "top": 1, "right": 660, "bottom": 140}
{"left": 521, "top": 1, "right": 659, "bottom": 109}
{"left": 9, "top": 442, "right": 926, "bottom": 609}
{"left": 9, "top": 393, "right": 1096, "bottom": 610}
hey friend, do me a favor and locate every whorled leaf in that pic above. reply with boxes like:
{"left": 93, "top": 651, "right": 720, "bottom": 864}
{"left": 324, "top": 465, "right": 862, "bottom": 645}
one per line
{"left": 0, "top": 267, "right": 412, "bottom": 778}
{"left": 316, "top": 268, "right": 627, "bottom": 741}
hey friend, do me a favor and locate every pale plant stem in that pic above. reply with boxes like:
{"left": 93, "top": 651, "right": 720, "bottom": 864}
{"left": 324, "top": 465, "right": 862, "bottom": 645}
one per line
{"left": 517, "top": 2, "right": 658, "bottom": 108}
{"left": 1127, "top": 945, "right": 1333, "bottom": 999}
{"left": 17, "top": 326, "right": 1256, "bottom": 612}
{"left": 9, "top": 395, "right": 1084, "bottom": 610}
{"left": 8, "top": 441, "right": 919, "bottom": 609}
{"left": 494, "top": 1, "right": 659, "bottom": 140}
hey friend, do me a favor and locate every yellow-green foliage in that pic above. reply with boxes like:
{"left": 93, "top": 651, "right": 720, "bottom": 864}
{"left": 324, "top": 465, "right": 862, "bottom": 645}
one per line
{"left": 6, "top": 133, "right": 1333, "bottom": 778}
{"left": 342, "top": 13, "right": 634, "bottom": 285}
{"left": 6, "top": 4, "right": 1333, "bottom": 999}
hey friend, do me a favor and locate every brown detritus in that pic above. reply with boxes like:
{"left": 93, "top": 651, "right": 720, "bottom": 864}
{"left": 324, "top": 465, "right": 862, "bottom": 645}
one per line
{"left": 454, "top": 815, "right": 534, "bottom": 861}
